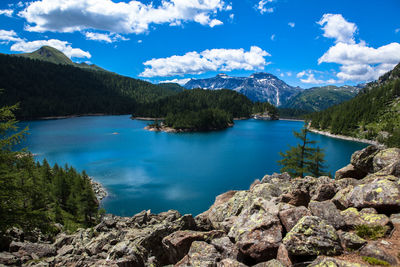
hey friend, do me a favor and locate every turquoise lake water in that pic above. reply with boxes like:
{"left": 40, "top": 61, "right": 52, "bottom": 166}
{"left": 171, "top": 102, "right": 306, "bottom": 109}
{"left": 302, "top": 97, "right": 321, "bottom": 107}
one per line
{"left": 19, "top": 115, "right": 367, "bottom": 216}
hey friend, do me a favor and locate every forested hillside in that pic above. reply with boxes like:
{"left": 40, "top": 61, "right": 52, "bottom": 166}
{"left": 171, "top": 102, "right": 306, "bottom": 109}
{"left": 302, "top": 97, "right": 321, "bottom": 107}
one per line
{"left": 309, "top": 63, "right": 400, "bottom": 147}
{"left": 0, "top": 104, "right": 100, "bottom": 248}
{"left": 0, "top": 54, "right": 183, "bottom": 119}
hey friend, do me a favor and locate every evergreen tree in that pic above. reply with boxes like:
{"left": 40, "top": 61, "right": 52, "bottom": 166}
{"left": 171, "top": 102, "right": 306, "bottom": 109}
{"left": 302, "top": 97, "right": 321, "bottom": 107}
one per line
{"left": 278, "top": 126, "right": 327, "bottom": 177}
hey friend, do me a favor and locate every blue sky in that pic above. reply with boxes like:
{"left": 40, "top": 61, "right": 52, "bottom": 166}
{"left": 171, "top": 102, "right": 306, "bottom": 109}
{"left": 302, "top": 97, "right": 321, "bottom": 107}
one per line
{"left": 0, "top": 0, "right": 399, "bottom": 88}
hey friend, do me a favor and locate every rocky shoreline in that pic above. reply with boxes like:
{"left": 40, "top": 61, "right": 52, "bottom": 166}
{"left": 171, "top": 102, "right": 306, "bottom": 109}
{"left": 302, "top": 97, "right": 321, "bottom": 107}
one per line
{"left": 89, "top": 178, "right": 108, "bottom": 201}
{"left": 144, "top": 123, "right": 234, "bottom": 133}
{"left": 308, "top": 127, "right": 381, "bottom": 146}
{"left": 1, "top": 145, "right": 400, "bottom": 266}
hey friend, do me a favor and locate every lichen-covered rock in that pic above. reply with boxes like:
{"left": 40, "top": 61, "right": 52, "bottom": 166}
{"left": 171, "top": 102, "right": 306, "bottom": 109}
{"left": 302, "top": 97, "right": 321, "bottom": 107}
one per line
{"left": 175, "top": 241, "right": 222, "bottom": 267}
{"left": 278, "top": 206, "right": 311, "bottom": 232}
{"left": 261, "top": 172, "right": 291, "bottom": 185}
{"left": 57, "top": 244, "right": 74, "bottom": 257}
{"left": 308, "top": 200, "right": 345, "bottom": 229}
{"left": 250, "top": 183, "right": 282, "bottom": 200}
{"left": 359, "top": 242, "right": 398, "bottom": 265}
{"left": 276, "top": 243, "right": 292, "bottom": 267}
{"left": 217, "top": 258, "right": 247, "bottom": 267}
{"left": 162, "top": 230, "right": 224, "bottom": 264}
{"left": 337, "top": 231, "right": 367, "bottom": 250}
{"left": 228, "top": 199, "right": 282, "bottom": 264}
{"left": 282, "top": 216, "right": 343, "bottom": 256}
{"left": 0, "top": 252, "right": 21, "bottom": 266}
{"left": 311, "top": 182, "right": 336, "bottom": 202}
{"left": 253, "top": 259, "right": 285, "bottom": 267}
{"left": 372, "top": 148, "right": 400, "bottom": 173}
{"left": 308, "top": 256, "right": 364, "bottom": 267}
{"left": 334, "top": 178, "right": 360, "bottom": 192}
{"left": 85, "top": 231, "right": 118, "bottom": 256}
{"left": 211, "top": 237, "right": 239, "bottom": 260}
{"left": 9, "top": 241, "right": 56, "bottom": 258}
{"left": 335, "top": 164, "right": 367, "bottom": 180}
{"left": 350, "top": 145, "right": 380, "bottom": 173}
{"left": 340, "top": 207, "right": 390, "bottom": 228}
{"left": 390, "top": 213, "right": 400, "bottom": 224}
{"left": 342, "top": 178, "right": 400, "bottom": 213}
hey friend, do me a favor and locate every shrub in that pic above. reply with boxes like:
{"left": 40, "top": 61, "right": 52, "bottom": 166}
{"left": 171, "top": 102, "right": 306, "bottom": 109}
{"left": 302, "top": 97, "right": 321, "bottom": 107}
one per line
{"left": 355, "top": 225, "right": 387, "bottom": 240}
{"left": 361, "top": 256, "right": 390, "bottom": 266}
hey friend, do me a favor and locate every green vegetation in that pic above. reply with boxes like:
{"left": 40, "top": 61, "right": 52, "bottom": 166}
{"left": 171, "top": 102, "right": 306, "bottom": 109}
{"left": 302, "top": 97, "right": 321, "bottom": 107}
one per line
{"left": 0, "top": 53, "right": 183, "bottom": 119}
{"left": 361, "top": 256, "right": 390, "bottom": 266}
{"left": 165, "top": 108, "right": 232, "bottom": 131}
{"left": 278, "top": 126, "right": 328, "bottom": 177}
{"left": 355, "top": 225, "right": 388, "bottom": 240}
{"left": 283, "top": 85, "right": 359, "bottom": 112}
{"left": 0, "top": 104, "right": 100, "bottom": 243}
{"left": 309, "top": 63, "right": 400, "bottom": 147}
{"left": 135, "top": 89, "right": 278, "bottom": 131}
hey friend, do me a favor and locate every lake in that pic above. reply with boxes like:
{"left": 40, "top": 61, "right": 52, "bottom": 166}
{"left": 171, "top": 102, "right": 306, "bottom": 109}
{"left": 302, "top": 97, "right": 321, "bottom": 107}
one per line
{"left": 19, "top": 115, "right": 367, "bottom": 216}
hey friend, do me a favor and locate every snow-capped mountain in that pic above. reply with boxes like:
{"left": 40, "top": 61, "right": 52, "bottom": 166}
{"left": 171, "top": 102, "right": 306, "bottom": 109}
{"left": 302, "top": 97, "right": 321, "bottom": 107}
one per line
{"left": 184, "top": 73, "right": 301, "bottom": 106}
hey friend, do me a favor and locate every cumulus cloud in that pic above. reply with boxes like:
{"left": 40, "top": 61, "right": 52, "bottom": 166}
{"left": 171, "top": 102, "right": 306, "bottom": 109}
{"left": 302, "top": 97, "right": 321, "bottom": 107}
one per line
{"left": 0, "top": 30, "right": 23, "bottom": 43}
{"left": 256, "top": 0, "right": 274, "bottom": 14}
{"left": 140, "top": 46, "right": 270, "bottom": 77}
{"left": 318, "top": 14, "right": 357, "bottom": 44}
{"left": 19, "top": 0, "right": 230, "bottom": 34}
{"left": 395, "top": 28, "right": 400, "bottom": 34}
{"left": 11, "top": 39, "right": 91, "bottom": 59}
{"left": 85, "top": 32, "right": 128, "bottom": 43}
{"left": 288, "top": 22, "right": 295, "bottom": 28}
{"left": 0, "top": 9, "right": 14, "bottom": 17}
{"left": 317, "top": 14, "right": 400, "bottom": 82}
{"left": 270, "top": 34, "right": 276, "bottom": 41}
{"left": 297, "top": 70, "right": 336, "bottom": 84}
{"left": 159, "top": 78, "right": 191, "bottom": 85}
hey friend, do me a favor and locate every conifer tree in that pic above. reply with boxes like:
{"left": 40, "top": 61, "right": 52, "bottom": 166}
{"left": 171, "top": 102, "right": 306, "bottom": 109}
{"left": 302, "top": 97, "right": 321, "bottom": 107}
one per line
{"left": 309, "top": 146, "right": 328, "bottom": 177}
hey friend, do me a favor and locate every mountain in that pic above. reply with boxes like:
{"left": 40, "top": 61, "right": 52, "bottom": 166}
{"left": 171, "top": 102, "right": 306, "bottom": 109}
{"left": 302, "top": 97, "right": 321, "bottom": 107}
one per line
{"left": 13, "top": 46, "right": 108, "bottom": 72}
{"left": 184, "top": 73, "right": 301, "bottom": 106}
{"left": 0, "top": 49, "right": 184, "bottom": 119}
{"left": 309, "top": 62, "right": 400, "bottom": 147}
{"left": 282, "top": 85, "right": 361, "bottom": 112}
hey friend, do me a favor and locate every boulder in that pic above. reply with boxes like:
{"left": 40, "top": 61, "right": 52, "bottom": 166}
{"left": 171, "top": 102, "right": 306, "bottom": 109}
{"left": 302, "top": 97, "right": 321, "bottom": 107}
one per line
{"left": 250, "top": 183, "right": 282, "bottom": 200}
{"left": 228, "top": 199, "right": 282, "bottom": 264}
{"left": 276, "top": 243, "right": 292, "bottom": 267}
{"left": 217, "top": 258, "right": 247, "bottom": 267}
{"left": 57, "top": 244, "right": 74, "bottom": 256}
{"left": 390, "top": 213, "right": 400, "bottom": 225}
{"left": 261, "top": 172, "right": 291, "bottom": 185}
{"left": 253, "top": 259, "right": 285, "bottom": 267}
{"left": 311, "top": 182, "right": 336, "bottom": 202}
{"left": 359, "top": 242, "right": 398, "bottom": 266}
{"left": 335, "top": 164, "right": 367, "bottom": 180}
{"left": 350, "top": 145, "right": 380, "bottom": 173}
{"left": 337, "top": 231, "right": 367, "bottom": 250}
{"left": 85, "top": 231, "right": 118, "bottom": 255}
{"left": 9, "top": 241, "right": 56, "bottom": 258}
{"left": 341, "top": 177, "right": 400, "bottom": 213}
{"left": 278, "top": 206, "right": 311, "bottom": 232}
{"left": 211, "top": 237, "right": 239, "bottom": 260}
{"left": 175, "top": 241, "right": 221, "bottom": 267}
{"left": 162, "top": 230, "right": 224, "bottom": 264}
{"left": 372, "top": 148, "right": 400, "bottom": 173}
{"left": 308, "top": 200, "right": 345, "bottom": 229}
{"left": 340, "top": 208, "right": 390, "bottom": 228}
{"left": 282, "top": 216, "right": 343, "bottom": 256}
{"left": 0, "top": 252, "right": 21, "bottom": 266}
{"left": 308, "top": 256, "right": 364, "bottom": 267}
{"left": 333, "top": 178, "right": 360, "bottom": 192}
{"left": 280, "top": 176, "right": 326, "bottom": 207}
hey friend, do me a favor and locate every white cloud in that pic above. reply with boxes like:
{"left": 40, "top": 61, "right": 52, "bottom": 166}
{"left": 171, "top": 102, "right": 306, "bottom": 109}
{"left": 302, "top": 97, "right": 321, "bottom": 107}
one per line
{"left": 286, "top": 71, "right": 292, "bottom": 77}
{"left": 159, "top": 78, "right": 191, "bottom": 85}
{"left": 318, "top": 14, "right": 357, "bottom": 44}
{"left": 280, "top": 73, "right": 284, "bottom": 77}
{"left": 229, "top": 14, "right": 234, "bottom": 20}
{"left": 270, "top": 34, "right": 275, "bottom": 41}
{"left": 256, "top": 0, "right": 274, "bottom": 14}
{"left": 395, "top": 28, "right": 400, "bottom": 34}
{"left": 0, "top": 30, "right": 23, "bottom": 43}
{"left": 138, "top": 40, "right": 142, "bottom": 43}
{"left": 0, "top": 9, "right": 14, "bottom": 17}
{"left": 140, "top": 46, "right": 270, "bottom": 77}
{"left": 85, "top": 32, "right": 128, "bottom": 43}
{"left": 317, "top": 14, "right": 400, "bottom": 82}
{"left": 319, "top": 41, "right": 400, "bottom": 81}
{"left": 288, "top": 22, "right": 295, "bottom": 28}
{"left": 19, "top": 0, "right": 230, "bottom": 34}
{"left": 297, "top": 70, "right": 336, "bottom": 84}
{"left": 10, "top": 39, "right": 91, "bottom": 59}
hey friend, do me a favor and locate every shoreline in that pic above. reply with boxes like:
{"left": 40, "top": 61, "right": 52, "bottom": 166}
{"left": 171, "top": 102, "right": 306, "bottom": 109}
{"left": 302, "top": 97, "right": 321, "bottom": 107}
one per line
{"left": 89, "top": 177, "right": 108, "bottom": 201}
{"left": 308, "top": 127, "right": 381, "bottom": 145}
{"left": 23, "top": 113, "right": 129, "bottom": 122}
{"left": 144, "top": 123, "right": 234, "bottom": 133}
{"left": 278, "top": 118, "right": 305, "bottom": 122}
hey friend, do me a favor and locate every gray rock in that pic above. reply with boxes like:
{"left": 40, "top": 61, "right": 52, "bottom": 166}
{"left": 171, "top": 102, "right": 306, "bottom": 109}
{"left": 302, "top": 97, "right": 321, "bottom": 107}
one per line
{"left": 350, "top": 145, "right": 380, "bottom": 173}
{"left": 390, "top": 213, "right": 400, "bottom": 224}
{"left": 282, "top": 216, "right": 343, "bottom": 256}
{"left": 372, "top": 148, "right": 400, "bottom": 173}
{"left": 228, "top": 199, "right": 282, "bottom": 264}
{"left": 335, "top": 164, "right": 367, "bottom": 180}
{"left": 251, "top": 183, "right": 282, "bottom": 200}
{"left": 9, "top": 241, "right": 56, "bottom": 258}
{"left": 211, "top": 237, "right": 239, "bottom": 260}
{"left": 308, "top": 200, "right": 345, "bottom": 229}
{"left": 278, "top": 206, "right": 311, "bottom": 232}
{"left": 253, "top": 259, "right": 284, "bottom": 267}
{"left": 162, "top": 230, "right": 224, "bottom": 264}
{"left": 308, "top": 256, "right": 364, "bottom": 267}
{"left": 276, "top": 243, "right": 292, "bottom": 267}
{"left": 175, "top": 241, "right": 221, "bottom": 267}
{"left": 338, "top": 231, "right": 367, "bottom": 250}
{"left": 217, "top": 258, "right": 247, "bottom": 267}
{"left": 57, "top": 244, "right": 74, "bottom": 256}
{"left": 311, "top": 182, "right": 336, "bottom": 201}
{"left": 0, "top": 252, "right": 20, "bottom": 266}
{"left": 359, "top": 242, "right": 398, "bottom": 265}
{"left": 340, "top": 207, "right": 390, "bottom": 228}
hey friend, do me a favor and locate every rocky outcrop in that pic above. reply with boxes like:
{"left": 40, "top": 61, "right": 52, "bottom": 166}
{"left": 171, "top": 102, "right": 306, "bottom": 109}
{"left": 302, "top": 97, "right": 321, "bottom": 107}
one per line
{"left": 2, "top": 145, "right": 400, "bottom": 267}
